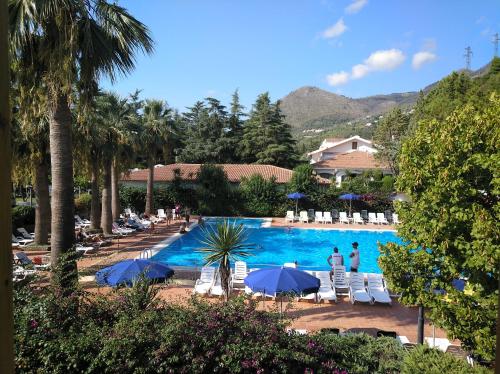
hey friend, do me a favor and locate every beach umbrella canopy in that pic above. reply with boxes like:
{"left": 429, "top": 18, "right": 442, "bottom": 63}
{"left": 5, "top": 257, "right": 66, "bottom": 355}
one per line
{"left": 287, "top": 192, "right": 307, "bottom": 216}
{"left": 244, "top": 267, "right": 320, "bottom": 296}
{"left": 95, "top": 259, "right": 174, "bottom": 287}
{"left": 338, "top": 193, "right": 361, "bottom": 216}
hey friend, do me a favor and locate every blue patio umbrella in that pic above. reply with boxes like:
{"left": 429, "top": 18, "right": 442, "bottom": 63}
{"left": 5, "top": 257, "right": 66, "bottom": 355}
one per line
{"left": 244, "top": 267, "right": 320, "bottom": 296}
{"left": 338, "top": 193, "right": 361, "bottom": 216}
{"left": 287, "top": 192, "right": 306, "bottom": 216}
{"left": 95, "top": 259, "right": 174, "bottom": 287}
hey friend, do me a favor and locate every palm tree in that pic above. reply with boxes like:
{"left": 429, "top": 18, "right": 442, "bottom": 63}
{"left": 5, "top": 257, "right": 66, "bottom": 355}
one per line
{"left": 9, "top": 1, "right": 153, "bottom": 273}
{"left": 93, "top": 92, "right": 132, "bottom": 234}
{"left": 141, "top": 100, "right": 173, "bottom": 215}
{"left": 0, "top": 1, "right": 14, "bottom": 370}
{"left": 198, "top": 220, "right": 253, "bottom": 300}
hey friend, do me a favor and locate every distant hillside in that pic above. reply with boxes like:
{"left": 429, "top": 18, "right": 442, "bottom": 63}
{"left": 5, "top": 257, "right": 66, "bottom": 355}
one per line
{"left": 280, "top": 86, "right": 418, "bottom": 132}
{"left": 280, "top": 62, "right": 492, "bottom": 133}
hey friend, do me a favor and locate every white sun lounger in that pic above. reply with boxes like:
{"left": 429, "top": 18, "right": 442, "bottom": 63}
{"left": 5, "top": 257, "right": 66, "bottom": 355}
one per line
{"left": 368, "top": 212, "right": 378, "bottom": 224}
{"left": 210, "top": 272, "right": 226, "bottom": 297}
{"left": 12, "top": 234, "right": 33, "bottom": 246}
{"left": 333, "top": 265, "right": 349, "bottom": 293}
{"left": 285, "top": 211, "right": 295, "bottom": 223}
{"left": 299, "top": 211, "right": 309, "bottom": 223}
{"left": 17, "top": 227, "right": 34, "bottom": 240}
{"left": 194, "top": 267, "right": 216, "bottom": 295}
{"left": 231, "top": 261, "right": 248, "bottom": 288}
{"left": 352, "top": 212, "right": 364, "bottom": 225}
{"left": 349, "top": 272, "right": 372, "bottom": 304}
{"left": 314, "top": 211, "right": 324, "bottom": 224}
{"left": 316, "top": 271, "right": 337, "bottom": 303}
{"left": 323, "top": 212, "right": 333, "bottom": 224}
{"left": 392, "top": 213, "right": 401, "bottom": 224}
{"left": 377, "top": 213, "right": 389, "bottom": 225}
{"left": 283, "top": 262, "right": 297, "bottom": 268}
{"left": 299, "top": 271, "right": 317, "bottom": 302}
{"left": 339, "top": 212, "right": 350, "bottom": 224}
{"left": 367, "top": 273, "right": 392, "bottom": 304}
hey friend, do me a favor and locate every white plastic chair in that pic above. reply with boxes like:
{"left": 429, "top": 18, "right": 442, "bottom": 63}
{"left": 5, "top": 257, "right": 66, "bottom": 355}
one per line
{"left": 367, "top": 273, "right": 392, "bottom": 304}
{"left": 299, "top": 211, "right": 309, "bottom": 223}
{"left": 315, "top": 211, "right": 324, "bottom": 224}
{"left": 368, "top": 213, "right": 378, "bottom": 224}
{"left": 377, "top": 213, "right": 389, "bottom": 225}
{"left": 392, "top": 213, "right": 401, "bottom": 224}
{"left": 210, "top": 272, "right": 227, "bottom": 297}
{"left": 323, "top": 212, "right": 333, "bottom": 224}
{"left": 349, "top": 272, "right": 372, "bottom": 304}
{"left": 285, "top": 211, "right": 295, "bottom": 223}
{"left": 352, "top": 213, "right": 364, "bottom": 225}
{"left": 339, "top": 212, "right": 350, "bottom": 224}
{"left": 194, "top": 267, "right": 216, "bottom": 295}
{"left": 316, "top": 271, "right": 337, "bottom": 303}
{"left": 157, "top": 209, "right": 167, "bottom": 220}
{"left": 231, "top": 261, "right": 248, "bottom": 288}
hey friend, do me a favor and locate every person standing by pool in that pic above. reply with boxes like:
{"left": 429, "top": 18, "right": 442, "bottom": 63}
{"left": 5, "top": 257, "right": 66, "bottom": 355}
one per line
{"left": 349, "top": 242, "right": 360, "bottom": 272}
{"left": 327, "top": 247, "right": 344, "bottom": 281}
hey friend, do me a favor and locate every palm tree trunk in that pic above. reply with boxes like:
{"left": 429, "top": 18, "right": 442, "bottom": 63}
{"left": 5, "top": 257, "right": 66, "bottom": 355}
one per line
{"left": 145, "top": 158, "right": 154, "bottom": 215}
{"left": 34, "top": 152, "right": 50, "bottom": 245}
{"left": 101, "top": 157, "right": 113, "bottom": 235}
{"left": 90, "top": 154, "right": 100, "bottom": 230}
{"left": 49, "top": 93, "right": 75, "bottom": 270}
{"left": 111, "top": 158, "right": 121, "bottom": 220}
{"left": 220, "top": 265, "right": 230, "bottom": 301}
{"left": 0, "top": 0, "right": 15, "bottom": 369}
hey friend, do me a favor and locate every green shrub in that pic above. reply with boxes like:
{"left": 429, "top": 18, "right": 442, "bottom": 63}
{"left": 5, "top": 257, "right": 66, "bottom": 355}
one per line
{"left": 74, "top": 193, "right": 92, "bottom": 216}
{"left": 12, "top": 205, "right": 35, "bottom": 229}
{"left": 240, "top": 174, "right": 286, "bottom": 216}
{"left": 401, "top": 345, "right": 490, "bottom": 374}
{"left": 380, "top": 175, "right": 395, "bottom": 193}
{"left": 119, "top": 185, "right": 147, "bottom": 213}
{"left": 14, "top": 281, "right": 491, "bottom": 373}
{"left": 196, "top": 164, "right": 234, "bottom": 215}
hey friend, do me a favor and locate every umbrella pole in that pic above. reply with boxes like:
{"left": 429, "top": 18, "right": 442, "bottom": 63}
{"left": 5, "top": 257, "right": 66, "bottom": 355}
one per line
{"left": 295, "top": 199, "right": 298, "bottom": 217}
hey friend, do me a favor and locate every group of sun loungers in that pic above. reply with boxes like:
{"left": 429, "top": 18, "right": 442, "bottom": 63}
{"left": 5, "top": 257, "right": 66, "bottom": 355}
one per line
{"left": 193, "top": 262, "right": 392, "bottom": 305}
{"left": 286, "top": 210, "right": 400, "bottom": 225}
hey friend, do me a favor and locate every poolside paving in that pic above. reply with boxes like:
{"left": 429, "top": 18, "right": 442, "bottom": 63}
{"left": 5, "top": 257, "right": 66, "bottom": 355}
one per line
{"left": 17, "top": 217, "right": 453, "bottom": 344}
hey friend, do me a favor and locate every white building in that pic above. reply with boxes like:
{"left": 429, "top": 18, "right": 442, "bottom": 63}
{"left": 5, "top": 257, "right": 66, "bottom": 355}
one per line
{"left": 307, "top": 135, "right": 391, "bottom": 186}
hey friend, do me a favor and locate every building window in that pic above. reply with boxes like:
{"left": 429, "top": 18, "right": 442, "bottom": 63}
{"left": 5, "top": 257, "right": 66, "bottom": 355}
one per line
{"left": 352, "top": 141, "right": 358, "bottom": 150}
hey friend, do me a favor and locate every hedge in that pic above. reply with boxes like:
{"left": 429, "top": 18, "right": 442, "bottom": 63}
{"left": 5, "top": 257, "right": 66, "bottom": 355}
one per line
{"left": 12, "top": 205, "right": 35, "bottom": 229}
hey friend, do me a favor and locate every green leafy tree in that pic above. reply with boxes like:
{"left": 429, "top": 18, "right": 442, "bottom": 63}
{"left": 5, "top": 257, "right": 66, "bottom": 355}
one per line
{"left": 288, "top": 164, "right": 319, "bottom": 196}
{"left": 379, "top": 94, "right": 500, "bottom": 360}
{"left": 198, "top": 220, "right": 253, "bottom": 300}
{"left": 196, "top": 164, "right": 233, "bottom": 215}
{"left": 9, "top": 0, "right": 153, "bottom": 277}
{"left": 373, "top": 108, "right": 410, "bottom": 175}
{"left": 239, "top": 174, "right": 283, "bottom": 216}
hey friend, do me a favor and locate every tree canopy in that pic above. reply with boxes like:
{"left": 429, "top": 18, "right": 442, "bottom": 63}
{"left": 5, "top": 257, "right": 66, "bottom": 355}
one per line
{"left": 379, "top": 94, "right": 500, "bottom": 360}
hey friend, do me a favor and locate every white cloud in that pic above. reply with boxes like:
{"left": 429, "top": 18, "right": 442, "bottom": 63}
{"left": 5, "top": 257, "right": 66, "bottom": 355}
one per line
{"left": 345, "top": 0, "right": 367, "bottom": 14}
{"left": 412, "top": 51, "right": 437, "bottom": 69}
{"left": 351, "top": 63, "right": 369, "bottom": 79}
{"left": 321, "top": 18, "right": 347, "bottom": 39}
{"left": 326, "top": 71, "right": 350, "bottom": 86}
{"left": 326, "top": 48, "right": 406, "bottom": 86}
{"left": 362, "top": 49, "right": 406, "bottom": 71}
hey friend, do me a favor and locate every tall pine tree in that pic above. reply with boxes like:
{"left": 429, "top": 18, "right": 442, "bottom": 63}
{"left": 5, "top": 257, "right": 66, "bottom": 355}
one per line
{"left": 241, "top": 93, "right": 297, "bottom": 168}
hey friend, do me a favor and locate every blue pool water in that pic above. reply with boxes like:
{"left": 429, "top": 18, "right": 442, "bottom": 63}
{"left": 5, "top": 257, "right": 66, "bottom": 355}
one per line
{"left": 152, "top": 218, "right": 403, "bottom": 273}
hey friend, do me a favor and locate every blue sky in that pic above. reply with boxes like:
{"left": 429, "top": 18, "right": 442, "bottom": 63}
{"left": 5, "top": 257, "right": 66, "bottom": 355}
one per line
{"left": 102, "top": 0, "right": 500, "bottom": 111}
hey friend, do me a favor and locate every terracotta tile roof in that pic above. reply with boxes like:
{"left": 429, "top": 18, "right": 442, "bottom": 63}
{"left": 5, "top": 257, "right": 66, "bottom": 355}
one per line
{"left": 312, "top": 151, "right": 390, "bottom": 170}
{"left": 122, "top": 163, "right": 330, "bottom": 185}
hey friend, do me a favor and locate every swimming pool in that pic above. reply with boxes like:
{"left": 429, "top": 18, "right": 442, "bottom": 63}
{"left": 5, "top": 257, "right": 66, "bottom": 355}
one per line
{"left": 151, "top": 218, "right": 403, "bottom": 273}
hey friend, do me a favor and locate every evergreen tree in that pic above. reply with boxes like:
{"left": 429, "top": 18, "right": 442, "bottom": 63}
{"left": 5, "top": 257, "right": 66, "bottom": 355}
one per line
{"left": 241, "top": 93, "right": 297, "bottom": 168}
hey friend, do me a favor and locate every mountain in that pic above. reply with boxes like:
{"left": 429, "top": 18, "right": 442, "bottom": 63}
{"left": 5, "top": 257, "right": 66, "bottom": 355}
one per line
{"left": 280, "top": 86, "right": 418, "bottom": 131}
{"left": 280, "top": 62, "right": 492, "bottom": 132}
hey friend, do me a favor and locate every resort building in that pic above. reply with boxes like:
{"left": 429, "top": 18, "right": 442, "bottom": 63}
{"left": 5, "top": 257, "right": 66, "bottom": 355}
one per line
{"left": 307, "top": 135, "right": 391, "bottom": 186}
{"left": 121, "top": 163, "right": 331, "bottom": 188}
